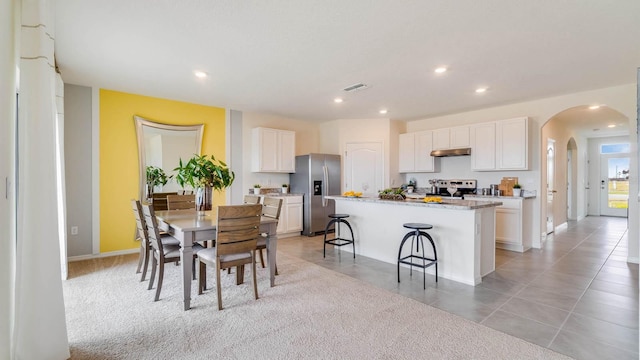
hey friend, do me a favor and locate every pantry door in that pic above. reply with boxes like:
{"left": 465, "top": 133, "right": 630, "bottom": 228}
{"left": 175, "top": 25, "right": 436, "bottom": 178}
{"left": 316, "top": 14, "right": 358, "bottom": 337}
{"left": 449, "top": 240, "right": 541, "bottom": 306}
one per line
{"left": 344, "top": 142, "right": 384, "bottom": 196}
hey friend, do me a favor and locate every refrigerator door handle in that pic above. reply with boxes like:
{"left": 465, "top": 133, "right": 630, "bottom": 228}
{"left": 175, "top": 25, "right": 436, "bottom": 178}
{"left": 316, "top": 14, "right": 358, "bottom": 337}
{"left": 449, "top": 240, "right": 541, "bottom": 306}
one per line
{"left": 322, "top": 165, "right": 328, "bottom": 207}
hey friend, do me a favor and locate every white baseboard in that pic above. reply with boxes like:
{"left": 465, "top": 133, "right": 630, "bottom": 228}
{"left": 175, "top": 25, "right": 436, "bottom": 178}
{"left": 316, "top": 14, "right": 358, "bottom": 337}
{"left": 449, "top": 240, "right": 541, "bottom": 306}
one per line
{"left": 576, "top": 215, "right": 585, "bottom": 221}
{"left": 68, "top": 248, "right": 139, "bottom": 262}
{"left": 555, "top": 222, "right": 568, "bottom": 231}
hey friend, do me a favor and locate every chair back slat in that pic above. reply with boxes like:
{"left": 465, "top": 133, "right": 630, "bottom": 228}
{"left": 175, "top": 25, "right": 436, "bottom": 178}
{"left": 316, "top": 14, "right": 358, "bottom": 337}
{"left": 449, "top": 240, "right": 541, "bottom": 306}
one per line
{"left": 141, "top": 204, "right": 166, "bottom": 260}
{"left": 261, "top": 197, "right": 283, "bottom": 220}
{"left": 131, "top": 200, "right": 148, "bottom": 244}
{"left": 243, "top": 195, "right": 261, "bottom": 204}
{"left": 215, "top": 204, "right": 262, "bottom": 256}
{"left": 167, "top": 194, "right": 196, "bottom": 210}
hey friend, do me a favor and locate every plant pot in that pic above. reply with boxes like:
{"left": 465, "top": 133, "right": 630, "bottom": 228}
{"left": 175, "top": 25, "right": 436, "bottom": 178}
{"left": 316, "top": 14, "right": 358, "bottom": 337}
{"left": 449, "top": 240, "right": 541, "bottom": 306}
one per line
{"left": 196, "top": 186, "right": 213, "bottom": 211}
{"left": 512, "top": 188, "right": 522, "bottom": 197}
{"left": 254, "top": 188, "right": 261, "bottom": 195}
{"left": 282, "top": 187, "right": 288, "bottom": 194}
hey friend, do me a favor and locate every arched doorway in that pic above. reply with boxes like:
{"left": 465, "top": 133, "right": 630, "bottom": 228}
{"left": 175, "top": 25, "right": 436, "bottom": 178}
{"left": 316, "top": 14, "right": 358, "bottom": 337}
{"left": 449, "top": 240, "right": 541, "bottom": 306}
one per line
{"left": 541, "top": 105, "right": 629, "bottom": 237}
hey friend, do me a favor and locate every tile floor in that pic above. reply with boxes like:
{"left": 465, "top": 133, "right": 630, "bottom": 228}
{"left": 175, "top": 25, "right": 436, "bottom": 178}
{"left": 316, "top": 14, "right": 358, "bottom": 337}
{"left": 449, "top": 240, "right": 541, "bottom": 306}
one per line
{"left": 277, "top": 216, "right": 638, "bottom": 360}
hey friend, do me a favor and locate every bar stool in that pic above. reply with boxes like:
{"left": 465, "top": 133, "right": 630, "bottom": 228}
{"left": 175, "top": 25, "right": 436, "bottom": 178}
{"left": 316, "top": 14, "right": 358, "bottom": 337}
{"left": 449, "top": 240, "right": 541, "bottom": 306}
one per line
{"left": 323, "top": 214, "right": 355, "bottom": 258}
{"left": 397, "top": 223, "right": 438, "bottom": 289}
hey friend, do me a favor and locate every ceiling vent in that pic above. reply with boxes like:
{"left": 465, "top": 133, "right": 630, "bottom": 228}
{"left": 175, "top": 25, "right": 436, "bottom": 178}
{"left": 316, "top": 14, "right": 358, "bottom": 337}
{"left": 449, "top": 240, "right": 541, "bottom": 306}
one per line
{"left": 343, "top": 83, "right": 368, "bottom": 92}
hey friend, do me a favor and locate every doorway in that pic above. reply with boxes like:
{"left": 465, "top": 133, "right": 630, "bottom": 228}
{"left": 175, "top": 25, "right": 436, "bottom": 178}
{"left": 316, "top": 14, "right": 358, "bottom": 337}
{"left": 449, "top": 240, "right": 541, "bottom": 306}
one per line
{"left": 344, "top": 142, "right": 383, "bottom": 196}
{"left": 600, "top": 151, "right": 630, "bottom": 217}
{"left": 546, "top": 138, "right": 555, "bottom": 234}
{"left": 566, "top": 138, "right": 578, "bottom": 220}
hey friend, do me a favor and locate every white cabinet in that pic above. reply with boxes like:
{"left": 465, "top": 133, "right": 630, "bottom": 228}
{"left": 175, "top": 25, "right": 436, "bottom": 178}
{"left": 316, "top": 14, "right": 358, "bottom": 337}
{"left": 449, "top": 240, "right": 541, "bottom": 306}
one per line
{"left": 496, "top": 117, "right": 528, "bottom": 170}
{"left": 270, "top": 195, "right": 303, "bottom": 237}
{"left": 470, "top": 117, "right": 528, "bottom": 171}
{"left": 465, "top": 196, "right": 534, "bottom": 252}
{"left": 470, "top": 122, "right": 497, "bottom": 171}
{"left": 398, "top": 131, "right": 435, "bottom": 173}
{"left": 251, "top": 127, "right": 296, "bottom": 173}
{"left": 432, "top": 126, "right": 470, "bottom": 150}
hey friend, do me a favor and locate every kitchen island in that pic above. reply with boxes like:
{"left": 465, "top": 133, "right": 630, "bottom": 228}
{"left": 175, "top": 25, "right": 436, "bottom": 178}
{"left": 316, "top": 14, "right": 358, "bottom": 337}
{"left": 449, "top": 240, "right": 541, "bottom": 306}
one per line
{"left": 325, "top": 196, "right": 501, "bottom": 285}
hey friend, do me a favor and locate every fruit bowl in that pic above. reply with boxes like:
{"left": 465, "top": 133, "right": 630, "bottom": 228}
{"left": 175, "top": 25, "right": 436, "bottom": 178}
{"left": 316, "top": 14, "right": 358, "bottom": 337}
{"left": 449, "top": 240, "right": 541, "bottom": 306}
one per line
{"left": 343, "top": 190, "right": 363, "bottom": 198}
{"left": 423, "top": 196, "right": 443, "bottom": 203}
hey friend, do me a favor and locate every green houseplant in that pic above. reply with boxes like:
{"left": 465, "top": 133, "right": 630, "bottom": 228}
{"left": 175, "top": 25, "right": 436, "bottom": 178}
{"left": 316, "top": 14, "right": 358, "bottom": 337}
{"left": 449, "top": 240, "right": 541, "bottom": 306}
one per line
{"left": 174, "top": 154, "right": 235, "bottom": 210}
{"left": 282, "top": 183, "right": 288, "bottom": 194}
{"left": 145, "top": 165, "right": 171, "bottom": 200}
{"left": 253, "top": 184, "right": 262, "bottom": 194}
{"left": 512, "top": 183, "right": 522, "bottom": 197}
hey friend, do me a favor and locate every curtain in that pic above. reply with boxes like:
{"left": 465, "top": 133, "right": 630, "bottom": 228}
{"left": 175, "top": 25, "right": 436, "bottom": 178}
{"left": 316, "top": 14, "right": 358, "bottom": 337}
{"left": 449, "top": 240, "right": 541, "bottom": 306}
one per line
{"left": 14, "top": 0, "right": 70, "bottom": 358}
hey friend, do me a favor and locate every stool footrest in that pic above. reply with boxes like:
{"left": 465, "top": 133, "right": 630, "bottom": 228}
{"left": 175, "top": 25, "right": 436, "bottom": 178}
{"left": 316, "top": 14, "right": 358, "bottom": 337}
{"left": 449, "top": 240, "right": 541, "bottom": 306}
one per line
{"left": 399, "top": 255, "right": 437, "bottom": 269}
{"left": 325, "top": 238, "right": 354, "bottom": 247}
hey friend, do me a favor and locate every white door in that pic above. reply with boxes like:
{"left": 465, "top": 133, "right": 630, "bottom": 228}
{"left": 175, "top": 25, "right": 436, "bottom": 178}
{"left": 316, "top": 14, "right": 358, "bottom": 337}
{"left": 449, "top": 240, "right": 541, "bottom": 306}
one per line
{"left": 546, "top": 139, "right": 555, "bottom": 234}
{"left": 344, "top": 142, "right": 384, "bottom": 196}
{"left": 600, "top": 154, "right": 629, "bottom": 217}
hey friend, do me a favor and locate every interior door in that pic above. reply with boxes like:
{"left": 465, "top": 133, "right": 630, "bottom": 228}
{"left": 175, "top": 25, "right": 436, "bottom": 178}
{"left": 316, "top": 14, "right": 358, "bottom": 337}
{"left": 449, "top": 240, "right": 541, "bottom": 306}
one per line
{"left": 546, "top": 139, "right": 555, "bottom": 234}
{"left": 600, "top": 154, "right": 629, "bottom": 217}
{"left": 344, "top": 142, "right": 383, "bottom": 196}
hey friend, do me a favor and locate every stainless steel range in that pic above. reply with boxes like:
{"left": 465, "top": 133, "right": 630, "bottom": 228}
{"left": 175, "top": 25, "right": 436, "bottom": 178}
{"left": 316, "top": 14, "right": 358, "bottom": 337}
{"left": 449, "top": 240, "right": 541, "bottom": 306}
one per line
{"left": 435, "top": 179, "right": 477, "bottom": 199}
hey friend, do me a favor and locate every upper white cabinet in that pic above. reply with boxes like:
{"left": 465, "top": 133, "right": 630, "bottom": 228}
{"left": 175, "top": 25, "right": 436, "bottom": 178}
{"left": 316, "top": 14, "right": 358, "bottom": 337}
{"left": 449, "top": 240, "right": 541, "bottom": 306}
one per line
{"left": 432, "top": 126, "right": 470, "bottom": 150}
{"left": 398, "top": 130, "right": 435, "bottom": 173}
{"left": 470, "top": 122, "right": 497, "bottom": 171}
{"left": 470, "top": 117, "right": 528, "bottom": 171}
{"left": 496, "top": 117, "right": 528, "bottom": 170}
{"left": 251, "top": 127, "right": 296, "bottom": 173}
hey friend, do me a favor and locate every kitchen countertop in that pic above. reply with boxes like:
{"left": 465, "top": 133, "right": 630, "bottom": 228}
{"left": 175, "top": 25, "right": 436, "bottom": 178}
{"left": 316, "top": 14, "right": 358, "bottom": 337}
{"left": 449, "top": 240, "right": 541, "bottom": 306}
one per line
{"left": 326, "top": 195, "right": 501, "bottom": 210}
{"left": 464, "top": 194, "right": 536, "bottom": 200}
{"left": 254, "top": 193, "right": 304, "bottom": 197}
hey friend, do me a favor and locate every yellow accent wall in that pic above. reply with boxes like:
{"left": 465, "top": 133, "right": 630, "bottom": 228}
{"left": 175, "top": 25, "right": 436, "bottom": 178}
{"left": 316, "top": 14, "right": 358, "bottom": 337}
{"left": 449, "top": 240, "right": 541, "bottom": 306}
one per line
{"left": 100, "top": 89, "right": 226, "bottom": 253}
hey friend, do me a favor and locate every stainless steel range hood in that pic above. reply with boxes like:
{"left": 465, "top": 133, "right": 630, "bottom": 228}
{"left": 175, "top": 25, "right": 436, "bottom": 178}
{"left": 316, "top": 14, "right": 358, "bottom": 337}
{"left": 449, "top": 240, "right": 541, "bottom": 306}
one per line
{"left": 430, "top": 148, "right": 471, "bottom": 157}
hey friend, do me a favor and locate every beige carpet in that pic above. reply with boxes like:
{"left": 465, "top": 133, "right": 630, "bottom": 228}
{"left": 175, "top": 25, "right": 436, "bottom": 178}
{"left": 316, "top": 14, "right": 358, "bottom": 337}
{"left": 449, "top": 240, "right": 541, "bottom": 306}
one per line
{"left": 63, "top": 253, "right": 572, "bottom": 359}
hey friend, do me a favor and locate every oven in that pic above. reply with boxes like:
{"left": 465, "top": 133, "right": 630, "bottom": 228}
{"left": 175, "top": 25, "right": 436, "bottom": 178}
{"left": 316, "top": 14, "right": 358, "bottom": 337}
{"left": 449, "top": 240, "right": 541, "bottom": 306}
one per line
{"left": 435, "top": 179, "right": 477, "bottom": 199}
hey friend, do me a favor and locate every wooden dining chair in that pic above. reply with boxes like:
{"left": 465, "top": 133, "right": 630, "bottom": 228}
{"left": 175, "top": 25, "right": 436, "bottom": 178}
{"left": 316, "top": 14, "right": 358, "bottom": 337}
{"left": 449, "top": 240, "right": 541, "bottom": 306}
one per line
{"left": 243, "top": 195, "right": 261, "bottom": 205}
{"left": 167, "top": 194, "right": 196, "bottom": 210}
{"left": 150, "top": 192, "right": 178, "bottom": 211}
{"left": 197, "top": 204, "right": 262, "bottom": 310}
{"left": 132, "top": 199, "right": 180, "bottom": 282}
{"left": 142, "top": 203, "right": 204, "bottom": 301}
{"left": 257, "top": 197, "right": 282, "bottom": 269}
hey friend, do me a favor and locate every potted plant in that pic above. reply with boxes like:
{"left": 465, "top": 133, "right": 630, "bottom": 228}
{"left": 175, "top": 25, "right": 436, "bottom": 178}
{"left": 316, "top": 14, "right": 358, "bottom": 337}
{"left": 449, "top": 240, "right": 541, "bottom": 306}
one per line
{"left": 253, "top": 184, "right": 262, "bottom": 195}
{"left": 145, "top": 165, "right": 172, "bottom": 200}
{"left": 174, "top": 154, "right": 235, "bottom": 211}
{"left": 282, "top": 184, "right": 288, "bottom": 194}
{"left": 512, "top": 183, "right": 522, "bottom": 197}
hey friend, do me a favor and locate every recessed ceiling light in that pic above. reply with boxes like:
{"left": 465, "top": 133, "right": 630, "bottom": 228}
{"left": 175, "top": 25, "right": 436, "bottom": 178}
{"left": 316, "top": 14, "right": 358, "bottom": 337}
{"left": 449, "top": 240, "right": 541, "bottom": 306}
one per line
{"left": 194, "top": 70, "right": 208, "bottom": 78}
{"left": 379, "top": 109, "right": 388, "bottom": 115}
{"left": 475, "top": 87, "right": 488, "bottom": 93}
{"left": 589, "top": 105, "right": 600, "bottom": 110}
{"left": 434, "top": 67, "right": 448, "bottom": 74}
{"left": 334, "top": 98, "right": 343, "bottom": 103}
{"left": 608, "top": 124, "right": 616, "bottom": 128}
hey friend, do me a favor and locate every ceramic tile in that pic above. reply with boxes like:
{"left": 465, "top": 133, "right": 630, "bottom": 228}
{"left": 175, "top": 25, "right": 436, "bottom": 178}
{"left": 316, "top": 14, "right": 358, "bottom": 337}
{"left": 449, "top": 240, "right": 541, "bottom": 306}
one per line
{"left": 499, "top": 297, "right": 570, "bottom": 328}
{"left": 562, "top": 313, "right": 639, "bottom": 353}
{"left": 550, "top": 330, "right": 638, "bottom": 360}
{"left": 482, "top": 310, "right": 559, "bottom": 348}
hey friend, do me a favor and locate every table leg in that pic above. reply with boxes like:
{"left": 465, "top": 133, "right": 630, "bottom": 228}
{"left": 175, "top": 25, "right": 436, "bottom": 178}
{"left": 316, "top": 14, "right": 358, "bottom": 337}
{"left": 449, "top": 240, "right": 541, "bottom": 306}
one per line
{"left": 180, "top": 231, "right": 194, "bottom": 311}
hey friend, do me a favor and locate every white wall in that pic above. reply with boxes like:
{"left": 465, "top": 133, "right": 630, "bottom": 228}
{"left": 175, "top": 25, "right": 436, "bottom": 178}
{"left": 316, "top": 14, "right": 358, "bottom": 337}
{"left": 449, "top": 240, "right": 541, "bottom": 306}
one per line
{"left": 241, "top": 112, "right": 319, "bottom": 192}
{"left": 0, "top": 0, "right": 17, "bottom": 356}
{"left": 404, "top": 84, "right": 637, "bottom": 260}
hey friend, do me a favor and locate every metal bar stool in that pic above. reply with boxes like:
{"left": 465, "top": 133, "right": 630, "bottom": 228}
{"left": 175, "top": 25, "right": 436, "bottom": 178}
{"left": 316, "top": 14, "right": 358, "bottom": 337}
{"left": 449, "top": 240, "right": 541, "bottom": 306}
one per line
{"left": 323, "top": 214, "right": 355, "bottom": 258}
{"left": 397, "top": 223, "right": 437, "bottom": 289}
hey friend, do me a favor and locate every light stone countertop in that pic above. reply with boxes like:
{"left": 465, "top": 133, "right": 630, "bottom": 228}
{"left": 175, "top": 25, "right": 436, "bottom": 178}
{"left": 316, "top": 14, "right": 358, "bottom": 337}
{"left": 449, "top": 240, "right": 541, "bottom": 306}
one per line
{"left": 464, "top": 194, "right": 536, "bottom": 200}
{"left": 326, "top": 195, "right": 501, "bottom": 210}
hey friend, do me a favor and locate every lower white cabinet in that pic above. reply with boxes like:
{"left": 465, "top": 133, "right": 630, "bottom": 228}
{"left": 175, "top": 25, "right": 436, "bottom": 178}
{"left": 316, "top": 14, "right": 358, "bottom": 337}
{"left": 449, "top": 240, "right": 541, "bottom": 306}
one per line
{"left": 268, "top": 195, "right": 303, "bottom": 237}
{"left": 465, "top": 196, "right": 534, "bottom": 252}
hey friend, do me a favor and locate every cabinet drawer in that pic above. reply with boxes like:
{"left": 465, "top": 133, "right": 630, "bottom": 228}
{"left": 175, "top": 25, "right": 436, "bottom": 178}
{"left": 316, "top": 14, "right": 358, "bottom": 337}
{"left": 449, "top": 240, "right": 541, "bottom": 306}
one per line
{"left": 497, "top": 198, "right": 522, "bottom": 210}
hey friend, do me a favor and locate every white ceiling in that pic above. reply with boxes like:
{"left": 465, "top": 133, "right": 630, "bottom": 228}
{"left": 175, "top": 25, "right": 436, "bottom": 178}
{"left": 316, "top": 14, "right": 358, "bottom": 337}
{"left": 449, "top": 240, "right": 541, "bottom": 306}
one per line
{"left": 55, "top": 1, "right": 640, "bottom": 132}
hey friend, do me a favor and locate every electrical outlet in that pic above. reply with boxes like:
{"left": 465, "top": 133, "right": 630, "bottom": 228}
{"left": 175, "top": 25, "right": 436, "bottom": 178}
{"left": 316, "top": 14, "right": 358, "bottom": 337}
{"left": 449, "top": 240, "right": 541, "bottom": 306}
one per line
{"left": 71, "top": 226, "right": 78, "bottom": 235}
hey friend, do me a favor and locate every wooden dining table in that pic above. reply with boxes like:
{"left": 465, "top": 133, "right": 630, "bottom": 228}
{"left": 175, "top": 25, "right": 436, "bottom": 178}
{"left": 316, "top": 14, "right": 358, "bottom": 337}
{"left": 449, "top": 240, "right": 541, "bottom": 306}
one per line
{"left": 155, "top": 209, "right": 279, "bottom": 310}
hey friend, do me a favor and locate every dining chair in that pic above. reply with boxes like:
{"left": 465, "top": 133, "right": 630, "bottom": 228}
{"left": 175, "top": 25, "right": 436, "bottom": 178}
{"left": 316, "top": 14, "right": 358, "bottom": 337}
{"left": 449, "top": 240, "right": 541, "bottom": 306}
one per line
{"left": 150, "top": 192, "right": 178, "bottom": 211}
{"left": 167, "top": 194, "right": 196, "bottom": 210}
{"left": 257, "top": 197, "right": 282, "bottom": 269}
{"left": 243, "top": 195, "right": 261, "bottom": 205}
{"left": 142, "top": 203, "right": 204, "bottom": 301}
{"left": 197, "top": 204, "right": 262, "bottom": 310}
{"left": 132, "top": 199, "right": 180, "bottom": 282}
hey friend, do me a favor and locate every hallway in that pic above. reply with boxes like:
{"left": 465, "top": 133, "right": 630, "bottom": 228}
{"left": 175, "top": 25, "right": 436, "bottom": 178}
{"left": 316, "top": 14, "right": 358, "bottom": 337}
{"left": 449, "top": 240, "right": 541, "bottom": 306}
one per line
{"left": 278, "top": 216, "right": 638, "bottom": 359}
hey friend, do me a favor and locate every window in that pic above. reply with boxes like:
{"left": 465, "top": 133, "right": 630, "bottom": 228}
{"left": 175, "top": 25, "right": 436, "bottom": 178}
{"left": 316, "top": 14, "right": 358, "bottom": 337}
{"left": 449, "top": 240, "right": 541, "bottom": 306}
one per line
{"left": 600, "top": 143, "right": 630, "bottom": 154}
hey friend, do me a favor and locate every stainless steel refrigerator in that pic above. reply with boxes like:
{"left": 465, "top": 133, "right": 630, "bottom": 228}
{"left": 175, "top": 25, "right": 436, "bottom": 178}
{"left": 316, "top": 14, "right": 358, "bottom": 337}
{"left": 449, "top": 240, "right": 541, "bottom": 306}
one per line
{"left": 289, "top": 154, "right": 341, "bottom": 236}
